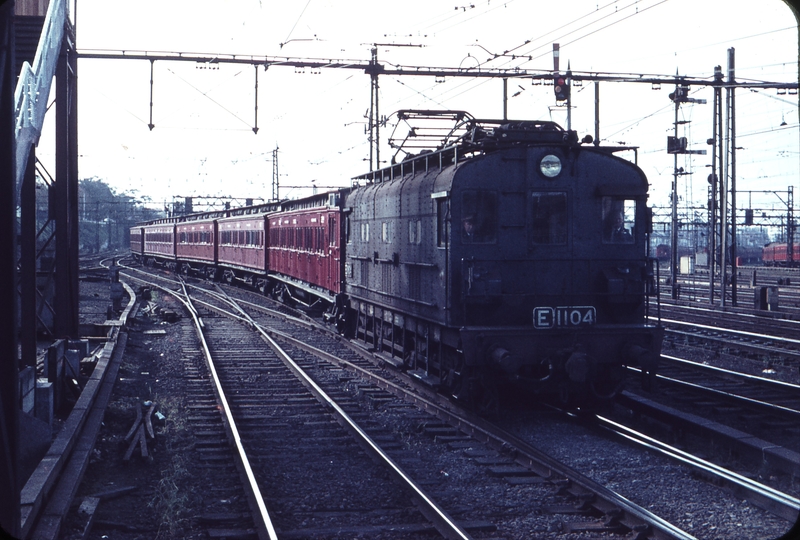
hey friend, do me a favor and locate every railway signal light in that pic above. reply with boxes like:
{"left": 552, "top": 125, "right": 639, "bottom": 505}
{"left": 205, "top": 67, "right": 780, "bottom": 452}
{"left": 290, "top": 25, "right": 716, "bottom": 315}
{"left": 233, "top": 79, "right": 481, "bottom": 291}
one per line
{"left": 667, "top": 136, "right": 687, "bottom": 154}
{"left": 554, "top": 75, "right": 569, "bottom": 101}
{"left": 669, "top": 86, "right": 689, "bottom": 102}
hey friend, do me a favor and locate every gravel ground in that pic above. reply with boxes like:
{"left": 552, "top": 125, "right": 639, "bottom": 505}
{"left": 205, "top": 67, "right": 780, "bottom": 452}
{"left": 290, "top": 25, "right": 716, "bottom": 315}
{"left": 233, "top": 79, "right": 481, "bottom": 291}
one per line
{"left": 64, "top": 285, "right": 216, "bottom": 539}
{"left": 499, "top": 408, "right": 799, "bottom": 540}
{"left": 62, "top": 277, "right": 799, "bottom": 539}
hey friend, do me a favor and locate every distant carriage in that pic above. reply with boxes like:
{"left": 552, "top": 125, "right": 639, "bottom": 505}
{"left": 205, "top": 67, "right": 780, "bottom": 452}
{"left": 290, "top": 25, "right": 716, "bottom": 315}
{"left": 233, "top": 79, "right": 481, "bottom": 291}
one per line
{"left": 763, "top": 242, "right": 800, "bottom": 267}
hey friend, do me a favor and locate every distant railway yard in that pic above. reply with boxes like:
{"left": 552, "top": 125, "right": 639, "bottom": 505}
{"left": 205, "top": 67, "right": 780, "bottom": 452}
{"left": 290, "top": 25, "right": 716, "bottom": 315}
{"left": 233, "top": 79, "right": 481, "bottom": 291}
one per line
{"left": 21, "top": 255, "right": 797, "bottom": 540}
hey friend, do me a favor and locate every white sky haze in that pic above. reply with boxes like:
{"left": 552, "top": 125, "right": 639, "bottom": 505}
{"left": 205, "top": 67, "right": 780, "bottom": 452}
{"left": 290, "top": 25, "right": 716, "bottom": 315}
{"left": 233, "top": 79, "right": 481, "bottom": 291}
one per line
{"left": 40, "top": 0, "right": 799, "bottom": 214}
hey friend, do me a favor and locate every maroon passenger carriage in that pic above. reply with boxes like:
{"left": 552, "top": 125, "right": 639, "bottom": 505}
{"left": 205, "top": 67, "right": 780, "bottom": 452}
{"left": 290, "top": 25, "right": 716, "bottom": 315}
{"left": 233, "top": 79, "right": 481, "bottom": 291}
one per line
{"left": 142, "top": 222, "right": 178, "bottom": 270}
{"left": 129, "top": 226, "right": 144, "bottom": 258}
{"left": 217, "top": 212, "right": 269, "bottom": 290}
{"left": 267, "top": 193, "right": 344, "bottom": 315}
{"left": 763, "top": 242, "right": 800, "bottom": 267}
{"left": 176, "top": 217, "right": 217, "bottom": 279}
{"left": 130, "top": 194, "right": 345, "bottom": 315}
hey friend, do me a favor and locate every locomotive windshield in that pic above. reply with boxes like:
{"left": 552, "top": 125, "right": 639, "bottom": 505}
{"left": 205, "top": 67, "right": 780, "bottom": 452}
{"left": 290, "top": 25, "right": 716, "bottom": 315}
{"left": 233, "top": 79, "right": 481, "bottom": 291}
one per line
{"left": 530, "top": 192, "right": 567, "bottom": 245}
{"left": 461, "top": 190, "right": 497, "bottom": 244}
{"left": 602, "top": 197, "right": 635, "bottom": 244}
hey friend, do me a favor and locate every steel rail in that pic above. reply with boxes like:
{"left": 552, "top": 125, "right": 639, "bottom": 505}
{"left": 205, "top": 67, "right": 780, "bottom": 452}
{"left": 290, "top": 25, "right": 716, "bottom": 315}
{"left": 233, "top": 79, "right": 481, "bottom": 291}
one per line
{"left": 656, "top": 317, "right": 800, "bottom": 346}
{"left": 175, "top": 279, "right": 280, "bottom": 540}
{"left": 223, "top": 304, "right": 697, "bottom": 540}
{"left": 658, "top": 302, "right": 800, "bottom": 325}
{"left": 117, "top": 263, "right": 306, "bottom": 327}
{"left": 662, "top": 306, "right": 800, "bottom": 328}
{"left": 121, "top": 272, "right": 279, "bottom": 540}
{"left": 662, "top": 354, "right": 800, "bottom": 391}
{"left": 630, "top": 366, "right": 800, "bottom": 419}
{"left": 124, "top": 265, "right": 694, "bottom": 538}
{"left": 211, "top": 285, "right": 473, "bottom": 540}
{"left": 593, "top": 414, "right": 800, "bottom": 522}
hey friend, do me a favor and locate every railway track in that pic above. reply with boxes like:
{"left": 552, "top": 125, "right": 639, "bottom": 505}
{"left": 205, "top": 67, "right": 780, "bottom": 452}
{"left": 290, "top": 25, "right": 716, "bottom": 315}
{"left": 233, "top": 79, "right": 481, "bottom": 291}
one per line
{"left": 616, "top": 356, "right": 800, "bottom": 481}
{"left": 174, "top": 316, "right": 262, "bottom": 538}
{"left": 165, "top": 276, "right": 478, "bottom": 537}
{"left": 659, "top": 302, "right": 800, "bottom": 339}
{"left": 661, "top": 266, "right": 800, "bottom": 311}
{"left": 107, "top": 261, "right": 800, "bottom": 538}
{"left": 119, "top": 262, "right": 712, "bottom": 539}
{"left": 650, "top": 304, "right": 800, "bottom": 380}
{"left": 597, "top": 321, "right": 800, "bottom": 523}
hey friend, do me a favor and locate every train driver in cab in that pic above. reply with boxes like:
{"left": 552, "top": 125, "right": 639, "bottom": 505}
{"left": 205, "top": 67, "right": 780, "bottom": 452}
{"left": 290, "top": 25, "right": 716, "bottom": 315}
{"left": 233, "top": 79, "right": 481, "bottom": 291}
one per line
{"left": 462, "top": 214, "right": 476, "bottom": 242}
{"left": 604, "top": 208, "right": 633, "bottom": 243}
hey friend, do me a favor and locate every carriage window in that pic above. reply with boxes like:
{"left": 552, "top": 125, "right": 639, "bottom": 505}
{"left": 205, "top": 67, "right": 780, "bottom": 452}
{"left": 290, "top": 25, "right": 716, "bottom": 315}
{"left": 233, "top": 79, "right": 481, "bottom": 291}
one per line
{"left": 461, "top": 190, "right": 497, "bottom": 244}
{"left": 602, "top": 197, "right": 635, "bottom": 244}
{"left": 530, "top": 192, "right": 567, "bottom": 245}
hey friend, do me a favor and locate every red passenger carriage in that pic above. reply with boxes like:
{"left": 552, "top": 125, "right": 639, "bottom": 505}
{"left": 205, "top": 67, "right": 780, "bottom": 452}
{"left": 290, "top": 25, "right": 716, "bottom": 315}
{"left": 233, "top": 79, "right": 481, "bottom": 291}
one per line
{"left": 268, "top": 193, "right": 343, "bottom": 308}
{"left": 129, "top": 227, "right": 144, "bottom": 259}
{"left": 176, "top": 218, "right": 217, "bottom": 278}
{"left": 217, "top": 213, "right": 269, "bottom": 289}
{"left": 142, "top": 223, "right": 177, "bottom": 269}
{"left": 763, "top": 242, "right": 800, "bottom": 267}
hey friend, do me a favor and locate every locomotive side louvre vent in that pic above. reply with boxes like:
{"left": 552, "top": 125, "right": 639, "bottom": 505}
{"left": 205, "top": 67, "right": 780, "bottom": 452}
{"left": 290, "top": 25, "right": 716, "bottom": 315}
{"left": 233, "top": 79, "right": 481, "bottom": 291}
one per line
{"left": 381, "top": 264, "right": 392, "bottom": 294}
{"left": 409, "top": 266, "right": 421, "bottom": 300}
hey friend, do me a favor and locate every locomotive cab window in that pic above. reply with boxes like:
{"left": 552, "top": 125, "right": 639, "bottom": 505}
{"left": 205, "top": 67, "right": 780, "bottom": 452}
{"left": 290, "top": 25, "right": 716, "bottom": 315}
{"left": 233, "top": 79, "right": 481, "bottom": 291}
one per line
{"left": 436, "top": 198, "right": 450, "bottom": 247}
{"left": 602, "top": 197, "right": 635, "bottom": 244}
{"left": 530, "top": 192, "right": 567, "bottom": 245}
{"left": 461, "top": 190, "right": 497, "bottom": 244}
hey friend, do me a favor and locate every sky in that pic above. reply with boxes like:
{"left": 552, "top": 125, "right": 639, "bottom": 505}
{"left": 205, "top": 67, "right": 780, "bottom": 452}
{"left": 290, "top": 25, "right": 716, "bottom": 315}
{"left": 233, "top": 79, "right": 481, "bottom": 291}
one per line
{"left": 35, "top": 0, "right": 799, "bottom": 216}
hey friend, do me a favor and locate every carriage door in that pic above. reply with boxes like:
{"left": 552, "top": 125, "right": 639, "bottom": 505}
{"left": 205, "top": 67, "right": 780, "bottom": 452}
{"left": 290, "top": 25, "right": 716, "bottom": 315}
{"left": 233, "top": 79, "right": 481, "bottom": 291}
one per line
{"left": 327, "top": 212, "right": 339, "bottom": 293}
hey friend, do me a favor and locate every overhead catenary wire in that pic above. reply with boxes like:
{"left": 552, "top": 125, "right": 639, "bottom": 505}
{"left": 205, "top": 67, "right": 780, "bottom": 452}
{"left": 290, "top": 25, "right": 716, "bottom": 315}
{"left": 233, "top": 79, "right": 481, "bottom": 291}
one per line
{"left": 75, "top": 1, "right": 797, "bottom": 209}
{"left": 164, "top": 67, "right": 253, "bottom": 129}
{"left": 280, "top": 0, "right": 314, "bottom": 48}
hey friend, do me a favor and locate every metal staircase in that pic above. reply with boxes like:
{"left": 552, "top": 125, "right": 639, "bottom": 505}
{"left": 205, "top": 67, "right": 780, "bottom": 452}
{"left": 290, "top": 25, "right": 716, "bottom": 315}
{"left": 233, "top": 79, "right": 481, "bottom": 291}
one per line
{"left": 14, "top": 0, "right": 67, "bottom": 194}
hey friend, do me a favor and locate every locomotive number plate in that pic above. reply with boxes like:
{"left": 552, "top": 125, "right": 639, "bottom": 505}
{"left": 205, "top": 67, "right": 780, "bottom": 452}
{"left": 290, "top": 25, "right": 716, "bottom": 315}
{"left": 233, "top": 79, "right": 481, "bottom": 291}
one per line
{"left": 533, "top": 306, "right": 596, "bottom": 329}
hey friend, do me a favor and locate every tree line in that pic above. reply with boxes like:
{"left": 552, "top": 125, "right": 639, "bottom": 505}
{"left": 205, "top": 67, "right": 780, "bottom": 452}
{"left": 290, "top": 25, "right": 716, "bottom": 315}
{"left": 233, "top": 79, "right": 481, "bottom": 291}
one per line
{"left": 77, "top": 178, "right": 164, "bottom": 254}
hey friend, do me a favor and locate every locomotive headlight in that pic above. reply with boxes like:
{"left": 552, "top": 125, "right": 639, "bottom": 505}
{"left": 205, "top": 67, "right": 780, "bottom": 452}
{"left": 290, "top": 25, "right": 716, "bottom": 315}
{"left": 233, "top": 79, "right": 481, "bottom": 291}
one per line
{"left": 539, "top": 155, "right": 562, "bottom": 178}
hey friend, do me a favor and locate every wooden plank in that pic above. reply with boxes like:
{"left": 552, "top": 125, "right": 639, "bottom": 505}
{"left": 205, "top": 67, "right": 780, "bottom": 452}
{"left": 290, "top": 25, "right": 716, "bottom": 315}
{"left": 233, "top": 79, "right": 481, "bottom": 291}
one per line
{"left": 123, "top": 406, "right": 142, "bottom": 441}
{"left": 77, "top": 496, "right": 100, "bottom": 540}
{"left": 143, "top": 402, "right": 156, "bottom": 438}
{"left": 123, "top": 425, "right": 148, "bottom": 461}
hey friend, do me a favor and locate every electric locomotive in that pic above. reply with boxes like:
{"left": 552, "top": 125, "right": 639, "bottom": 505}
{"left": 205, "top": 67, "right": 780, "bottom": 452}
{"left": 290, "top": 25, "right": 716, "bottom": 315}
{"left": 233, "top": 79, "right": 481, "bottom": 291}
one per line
{"left": 340, "top": 111, "right": 662, "bottom": 410}
{"left": 130, "top": 110, "right": 663, "bottom": 412}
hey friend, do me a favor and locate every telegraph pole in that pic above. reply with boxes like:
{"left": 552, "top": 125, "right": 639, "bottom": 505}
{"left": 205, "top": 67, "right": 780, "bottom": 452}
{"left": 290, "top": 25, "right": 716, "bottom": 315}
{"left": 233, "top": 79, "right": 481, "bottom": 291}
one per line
{"left": 272, "top": 145, "right": 279, "bottom": 201}
{"left": 503, "top": 78, "right": 508, "bottom": 120}
{"left": 667, "top": 79, "right": 706, "bottom": 299}
{"left": 566, "top": 62, "right": 572, "bottom": 131}
{"left": 671, "top": 81, "right": 680, "bottom": 299}
{"left": 368, "top": 47, "right": 380, "bottom": 171}
{"left": 727, "top": 48, "right": 738, "bottom": 305}
{"left": 708, "top": 65, "right": 723, "bottom": 304}
{"left": 594, "top": 81, "right": 600, "bottom": 146}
